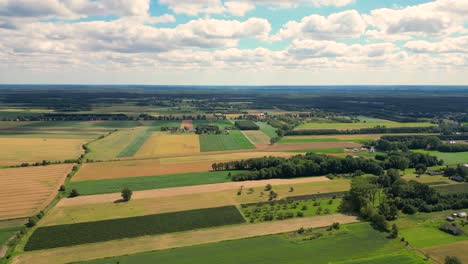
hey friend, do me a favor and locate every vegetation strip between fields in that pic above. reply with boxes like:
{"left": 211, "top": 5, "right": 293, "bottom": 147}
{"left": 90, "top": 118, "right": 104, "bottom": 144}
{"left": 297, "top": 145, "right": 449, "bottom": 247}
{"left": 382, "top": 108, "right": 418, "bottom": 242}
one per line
{"left": 117, "top": 128, "right": 154, "bottom": 157}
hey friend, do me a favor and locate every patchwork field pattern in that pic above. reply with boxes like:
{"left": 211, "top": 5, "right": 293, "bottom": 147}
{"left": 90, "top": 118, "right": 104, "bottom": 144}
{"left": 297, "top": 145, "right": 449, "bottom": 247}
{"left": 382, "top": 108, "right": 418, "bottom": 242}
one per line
{"left": 135, "top": 132, "right": 200, "bottom": 156}
{"left": 73, "top": 151, "right": 296, "bottom": 181}
{"left": 25, "top": 206, "right": 245, "bottom": 251}
{"left": 199, "top": 130, "right": 255, "bottom": 152}
{"left": 0, "top": 164, "right": 73, "bottom": 220}
{"left": 0, "top": 138, "right": 86, "bottom": 164}
{"left": 15, "top": 215, "right": 359, "bottom": 264}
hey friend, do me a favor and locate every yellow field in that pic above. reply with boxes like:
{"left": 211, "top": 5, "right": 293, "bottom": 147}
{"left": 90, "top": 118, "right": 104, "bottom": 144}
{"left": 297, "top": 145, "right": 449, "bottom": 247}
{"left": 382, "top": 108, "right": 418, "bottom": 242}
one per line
{"left": 0, "top": 138, "right": 86, "bottom": 164}
{"left": 243, "top": 130, "right": 271, "bottom": 144}
{"left": 14, "top": 214, "right": 358, "bottom": 264}
{"left": 42, "top": 178, "right": 349, "bottom": 225}
{"left": 135, "top": 132, "right": 200, "bottom": 156}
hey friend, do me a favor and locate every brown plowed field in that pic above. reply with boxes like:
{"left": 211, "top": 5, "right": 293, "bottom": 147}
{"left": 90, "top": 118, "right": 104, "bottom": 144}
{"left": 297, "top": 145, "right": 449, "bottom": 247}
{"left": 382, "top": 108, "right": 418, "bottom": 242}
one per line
{"left": 73, "top": 151, "right": 296, "bottom": 181}
{"left": 14, "top": 214, "right": 359, "bottom": 264}
{"left": 0, "top": 164, "right": 73, "bottom": 220}
{"left": 180, "top": 120, "right": 193, "bottom": 130}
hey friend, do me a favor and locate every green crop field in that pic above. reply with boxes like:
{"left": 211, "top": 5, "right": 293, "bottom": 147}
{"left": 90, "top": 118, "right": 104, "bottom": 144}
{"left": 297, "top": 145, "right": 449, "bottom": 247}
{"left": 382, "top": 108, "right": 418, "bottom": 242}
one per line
{"left": 295, "top": 122, "right": 434, "bottom": 130}
{"left": 434, "top": 183, "right": 468, "bottom": 194}
{"left": 68, "top": 171, "right": 244, "bottom": 195}
{"left": 79, "top": 223, "right": 422, "bottom": 264}
{"left": 336, "top": 253, "right": 425, "bottom": 264}
{"left": 412, "top": 150, "right": 468, "bottom": 165}
{"left": 25, "top": 206, "right": 245, "bottom": 251}
{"left": 145, "top": 120, "right": 181, "bottom": 130}
{"left": 117, "top": 128, "right": 154, "bottom": 157}
{"left": 256, "top": 122, "right": 277, "bottom": 138}
{"left": 93, "top": 121, "right": 142, "bottom": 128}
{"left": 193, "top": 119, "right": 233, "bottom": 129}
{"left": 279, "top": 138, "right": 370, "bottom": 143}
{"left": 199, "top": 130, "right": 255, "bottom": 152}
{"left": 241, "top": 198, "right": 341, "bottom": 223}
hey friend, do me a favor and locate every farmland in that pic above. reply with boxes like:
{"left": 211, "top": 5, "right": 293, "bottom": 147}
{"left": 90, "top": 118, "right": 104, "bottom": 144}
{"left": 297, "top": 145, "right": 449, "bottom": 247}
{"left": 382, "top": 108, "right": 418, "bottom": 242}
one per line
{"left": 242, "top": 130, "right": 271, "bottom": 144}
{"left": 0, "top": 138, "right": 86, "bottom": 164}
{"left": 256, "top": 122, "right": 278, "bottom": 138}
{"left": 0, "top": 164, "right": 73, "bottom": 220}
{"left": 135, "top": 132, "right": 200, "bottom": 156}
{"left": 412, "top": 149, "right": 468, "bottom": 165}
{"left": 199, "top": 130, "right": 255, "bottom": 152}
{"left": 295, "top": 122, "right": 435, "bottom": 130}
{"left": 25, "top": 206, "right": 245, "bottom": 251}
{"left": 68, "top": 170, "right": 244, "bottom": 195}
{"left": 77, "top": 223, "right": 422, "bottom": 264}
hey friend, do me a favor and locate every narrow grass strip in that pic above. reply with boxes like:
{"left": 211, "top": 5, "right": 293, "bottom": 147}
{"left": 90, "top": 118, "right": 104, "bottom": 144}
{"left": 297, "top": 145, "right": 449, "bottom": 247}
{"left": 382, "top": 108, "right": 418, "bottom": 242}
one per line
{"left": 117, "top": 128, "right": 154, "bottom": 157}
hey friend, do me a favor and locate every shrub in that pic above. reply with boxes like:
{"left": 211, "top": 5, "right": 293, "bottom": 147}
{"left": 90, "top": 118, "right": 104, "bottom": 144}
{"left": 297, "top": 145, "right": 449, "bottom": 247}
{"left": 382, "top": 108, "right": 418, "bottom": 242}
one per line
{"left": 59, "top": 185, "right": 66, "bottom": 192}
{"left": 69, "top": 189, "right": 80, "bottom": 198}
{"left": 121, "top": 188, "right": 133, "bottom": 202}
{"left": 27, "top": 216, "right": 38, "bottom": 227}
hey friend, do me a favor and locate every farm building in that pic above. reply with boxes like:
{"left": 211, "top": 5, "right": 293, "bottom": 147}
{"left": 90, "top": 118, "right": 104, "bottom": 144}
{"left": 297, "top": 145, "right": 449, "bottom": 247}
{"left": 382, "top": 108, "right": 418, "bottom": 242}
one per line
{"left": 446, "top": 216, "right": 455, "bottom": 222}
{"left": 450, "top": 176, "right": 465, "bottom": 182}
{"left": 440, "top": 223, "right": 464, "bottom": 235}
{"left": 459, "top": 212, "right": 467, "bottom": 218}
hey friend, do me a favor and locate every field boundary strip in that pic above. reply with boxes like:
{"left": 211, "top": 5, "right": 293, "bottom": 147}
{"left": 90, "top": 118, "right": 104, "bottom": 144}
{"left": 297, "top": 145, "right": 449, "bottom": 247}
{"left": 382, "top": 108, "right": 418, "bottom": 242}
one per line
{"left": 117, "top": 127, "right": 155, "bottom": 157}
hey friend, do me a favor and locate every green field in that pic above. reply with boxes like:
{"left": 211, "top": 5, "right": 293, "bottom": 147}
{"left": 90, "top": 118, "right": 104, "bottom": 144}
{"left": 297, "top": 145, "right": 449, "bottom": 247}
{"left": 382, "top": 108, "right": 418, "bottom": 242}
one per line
{"left": 80, "top": 223, "right": 423, "bottom": 264}
{"left": 0, "top": 226, "right": 20, "bottom": 246}
{"left": 433, "top": 183, "right": 468, "bottom": 193}
{"left": 25, "top": 206, "right": 245, "bottom": 251}
{"left": 241, "top": 198, "right": 341, "bottom": 223}
{"left": 117, "top": 128, "right": 154, "bottom": 157}
{"left": 193, "top": 119, "right": 233, "bottom": 129}
{"left": 396, "top": 210, "right": 468, "bottom": 248}
{"left": 199, "top": 130, "right": 255, "bottom": 152}
{"left": 335, "top": 253, "right": 425, "bottom": 264}
{"left": 295, "top": 122, "right": 434, "bottom": 130}
{"left": 145, "top": 120, "right": 181, "bottom": 130}
{"left": 93, "top": 121, "right": 142, "bottom": 128}
{"left": 256, "top": 122, "right": 277, "bottom": 138}
{"left": 68, "top": 171, "right": 244, "bottom": 195}
{"left": 412, "top": 149, "right": 468, "bottom": 165}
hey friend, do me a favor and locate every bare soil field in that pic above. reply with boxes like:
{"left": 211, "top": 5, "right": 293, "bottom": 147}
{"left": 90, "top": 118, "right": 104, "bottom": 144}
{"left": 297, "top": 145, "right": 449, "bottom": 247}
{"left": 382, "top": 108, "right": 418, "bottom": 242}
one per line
{"left": 73, "top": 151, "right": 296, "bottom": 181}
{"left": 0, "top": 138, "right": 86, "bottom": 164}
{"left": 42, "top": 178, "right": 349, "bottom": 226}
{"left": 135, "top": 132, "right": 200, "bottom": 157}
{"left": 180, "top": 120, "right": 193, "bottom": 130}
{"left": 423, "top": 241, "right": 468, "bottom": 264}
{"left": 258, "top": 142, "right": 361, "bottom": 151}
{"left": 14, "top": 214, "right": 358, "bottom": 264}
{"left": 0, "top": 164, "right": 73, "bottom": 220}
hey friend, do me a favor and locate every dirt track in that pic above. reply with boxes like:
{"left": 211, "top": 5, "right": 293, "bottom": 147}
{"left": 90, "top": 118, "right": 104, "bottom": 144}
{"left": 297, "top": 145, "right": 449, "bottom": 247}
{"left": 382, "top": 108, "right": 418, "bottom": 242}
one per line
{"left": 59, "top": 176, "right": 331, "bottom": 207}
{"left": 13, "top": 214, "right": 359, "bottom": 264}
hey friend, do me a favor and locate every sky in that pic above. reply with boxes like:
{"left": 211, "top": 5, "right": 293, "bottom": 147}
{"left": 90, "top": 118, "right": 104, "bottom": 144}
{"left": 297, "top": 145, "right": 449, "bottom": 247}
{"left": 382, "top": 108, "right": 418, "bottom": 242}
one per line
{"left": 0, "top": 0, "right": 467, "bottom": 85}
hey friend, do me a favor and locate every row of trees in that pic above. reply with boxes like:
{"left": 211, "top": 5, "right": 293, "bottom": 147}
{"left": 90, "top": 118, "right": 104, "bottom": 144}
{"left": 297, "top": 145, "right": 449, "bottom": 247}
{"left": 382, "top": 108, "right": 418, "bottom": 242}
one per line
{"left": 372, "top": 135, "right": 468, "bottom": 153}
{"left": 212, "top": 152, "right": 442, "bottom": 181}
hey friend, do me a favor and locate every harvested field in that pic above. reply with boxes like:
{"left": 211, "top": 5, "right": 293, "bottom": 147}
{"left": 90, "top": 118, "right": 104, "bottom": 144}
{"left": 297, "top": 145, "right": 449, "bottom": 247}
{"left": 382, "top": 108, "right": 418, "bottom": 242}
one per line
{"left": 42, "top": 178, "right": 349, "bottom": 225}
{"left": 87, "top": 127, "right": 149, "bottom": 160}
{"left": 423, "top": 241, "right": 468, "bottom": 264}
{"left": 0, "top": 164, "right": 73, "bottom": 220}
{"left": 0, "top": 138, "right": 86, "bottom": 164}
{"left": 180, "top": 120, "right": 193, "bottom": 130}
{"left": 135, "top": 133, "right": 200, "bottom": 156}
{"left": 14, "top": 215, "right": 358, "bottom": 264}
{"left": 73, "top": 151, "right": 295, "bottom": 181}
{"left": 258, "top": 142, "right": 361, "bottom": 152}
{"left": 243, "top": 130, "right": 271, "bottom": 144}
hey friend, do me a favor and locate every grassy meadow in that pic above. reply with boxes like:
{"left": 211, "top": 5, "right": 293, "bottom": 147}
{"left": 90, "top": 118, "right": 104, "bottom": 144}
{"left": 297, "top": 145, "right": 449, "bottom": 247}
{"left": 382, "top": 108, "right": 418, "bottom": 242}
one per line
{"left": 200, "top": 130, "right": 255, "bottom": 151}
{"left": 412, "top": 149, "right": 468, "bottom": 165}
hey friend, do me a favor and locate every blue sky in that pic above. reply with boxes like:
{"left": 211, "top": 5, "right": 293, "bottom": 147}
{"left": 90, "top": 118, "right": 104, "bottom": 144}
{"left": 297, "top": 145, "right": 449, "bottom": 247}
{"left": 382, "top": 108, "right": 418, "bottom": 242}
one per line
{"left": 0, "top": 0, "right": 466, "bottom": 85}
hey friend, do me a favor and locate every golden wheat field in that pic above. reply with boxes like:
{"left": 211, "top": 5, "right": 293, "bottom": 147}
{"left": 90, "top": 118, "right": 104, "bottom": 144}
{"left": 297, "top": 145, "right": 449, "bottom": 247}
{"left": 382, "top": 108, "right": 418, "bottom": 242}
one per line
{"left": 0, "top": 164, "right": 73, "bottom": 220}
{"left": 135, "top": 132, "right": 200, "bottom": 156}
{"left": 0, "top": 138, "right": 86, "bottom": 164}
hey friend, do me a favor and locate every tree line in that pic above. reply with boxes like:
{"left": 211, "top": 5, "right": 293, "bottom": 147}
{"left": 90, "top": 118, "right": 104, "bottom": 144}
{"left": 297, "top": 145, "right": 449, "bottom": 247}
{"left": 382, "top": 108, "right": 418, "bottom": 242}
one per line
{"left": 371, "top": 135, "right": 468, "bottom": 152}
{"left": 211, "top": 152, "right": 442, "bottom": 181}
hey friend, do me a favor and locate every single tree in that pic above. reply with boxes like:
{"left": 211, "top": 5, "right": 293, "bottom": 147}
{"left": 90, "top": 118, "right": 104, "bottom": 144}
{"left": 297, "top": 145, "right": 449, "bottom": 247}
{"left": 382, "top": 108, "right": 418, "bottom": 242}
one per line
{"left": 391, "top": 223, "right": 399, "bottom": 238}
{"left": 69, "top": 189, "right": 80, "bottom": 198}
{"left": 445, "top": 256, "right": 462, "bottom": 264}
{"left": 121, "top": 188, "right": 133, "bottom": 202}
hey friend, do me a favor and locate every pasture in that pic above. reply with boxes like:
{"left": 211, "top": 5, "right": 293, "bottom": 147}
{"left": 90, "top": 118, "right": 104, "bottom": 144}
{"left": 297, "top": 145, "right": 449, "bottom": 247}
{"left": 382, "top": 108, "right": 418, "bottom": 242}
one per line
{"left": 135, "top": 132, "right": 200, "bottom": 156}
{"left": 77, "top": 223, "right": 422, "bottom": 264}
{"left": 199, "top": 130, "right": 255, "bottom": 152}
{"left": 68, "top": 171, "right": 243, "bottom": 195}
{"left": 412, "top": 149, "right": 468, "bottom": 165}
{"left": 433, "top": 183, "right": 468, "bottom": 193}
{"left": 14, "top": 215, "right": 358, "bottom": 264}
{"left": 86, "top": 127, "right": 149, "bottom": 160}
{"left": 25, "top": 206, "right": 245, "bottom": 251}
{"left": 73, "top": 151, "right": 295, "bottom": 181}
{"left": 0, "top": 164, "right": 73, "bottom": 220}
{"left": 0, "top": 138, "right": 86, "bottom": 164}
{"left": 295, "top": 122, "right": 435, "bottom": 130}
